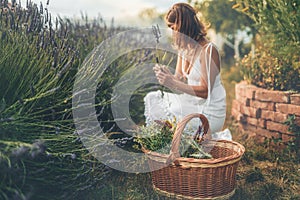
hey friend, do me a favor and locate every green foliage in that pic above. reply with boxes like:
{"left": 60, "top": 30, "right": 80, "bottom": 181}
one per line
{"left": 92, "top": 132, "right": 300, "bottom": 199}
{"left": 240, "top": 46, "right": 300, "bottom": 91}
{"left": 0, "top": 139, "right": 107, "bottom": 199}
{"left": 233, "top": 0, "right": 300, "bottom": 92}
{"left": 254, "top": 182, "right": 283, "bottom": 200}
{"left": 234, "top": 0, "right": 300, "bottom": 46}
{"left": 133, "top": 120, "right": 212, "bottom": 159}
{"left": 189, "top": 0, "right": 254, "bottom": 36}
{"left": 0, "top": 0, "right": 127, "bottom": 199}
{"left": 222, "top": 64, "right": 243, "bottom": 83}
{"left": 189, "top": 0, "right": 256, "bottom": 66}
{"left": 245, "top": 167, "right": 264, "bottom": 183}
{"left": 284, "top": 115, "right": 300, "bottom": 159}
{"left": 0, "top": 0, "right": 177, "bottom": 198}
{"left": 134, "top": 121, "right": 174, "bottom": 153}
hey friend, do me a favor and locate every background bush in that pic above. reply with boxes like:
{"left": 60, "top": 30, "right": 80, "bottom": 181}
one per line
{"left": 233, "top": 0, "right": 300, "bottom": 92}
{"left": 0, "top": 0, "right": 132, "bottom": 199}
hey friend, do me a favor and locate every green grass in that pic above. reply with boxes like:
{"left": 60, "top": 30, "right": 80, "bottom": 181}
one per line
{"left": 91, "top": 137, "right": 300, "bottom": 200}
{"left": 89, "top": 67, "right": 300, "bottom": 200}
{"left": 0, "top": 1, "right": 125, "bottom": 199}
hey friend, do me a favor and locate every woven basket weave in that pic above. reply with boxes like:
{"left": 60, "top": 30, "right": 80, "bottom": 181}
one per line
{"left": 143, "top": 113, "right": 245, "bottom": 200}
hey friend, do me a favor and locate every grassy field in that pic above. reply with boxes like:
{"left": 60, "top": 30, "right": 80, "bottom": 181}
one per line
{"left": 90, "top": 67, "right": 300, "bottom": 200}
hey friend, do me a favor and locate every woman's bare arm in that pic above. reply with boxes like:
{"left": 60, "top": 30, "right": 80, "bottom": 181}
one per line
{"left": 155, "top": 45, "right": 220, "bottom": 99}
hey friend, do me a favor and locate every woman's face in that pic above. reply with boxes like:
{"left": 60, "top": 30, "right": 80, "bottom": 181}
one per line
{"left": 169, "top": 24, "right": 175, "bottom": 30}
{"left": 169, "top": 23, "right": 181, "bottom": 39}
{"left": 169, "top": 24, "right": 176, "bottom": 36}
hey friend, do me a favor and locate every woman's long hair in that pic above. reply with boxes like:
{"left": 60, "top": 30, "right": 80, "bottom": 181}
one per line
{"left": 165, "top": 3, "right": 208, "bottom": 51}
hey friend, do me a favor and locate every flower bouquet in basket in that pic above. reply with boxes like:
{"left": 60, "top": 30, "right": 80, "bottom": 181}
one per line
{"left": 133, "top": 117, "right": 213, "bottom": 159}
{"left": 134, "top": 113, "right": 245, "bottom": 200}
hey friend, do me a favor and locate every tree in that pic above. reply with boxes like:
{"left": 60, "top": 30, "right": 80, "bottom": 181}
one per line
{"left": 233, "top": 0, "right": 300, "bottom": 91}
{"left": 138, "top": 8, "right": 164, "bottom": 24}
{"left": 189, "top": 0, "right": 255, "bottom": 61}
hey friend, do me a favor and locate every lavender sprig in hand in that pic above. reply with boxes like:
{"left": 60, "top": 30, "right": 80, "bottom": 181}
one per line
{"left": 152, "top": 24, "right": 165, "bottom": 97}
{"left": 152, "top": 24, "right": 161, "bottom": 64}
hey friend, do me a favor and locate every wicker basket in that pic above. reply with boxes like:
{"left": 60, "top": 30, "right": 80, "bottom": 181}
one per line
{"left": 143, "top": 113, "right": 245, "bottom": 200}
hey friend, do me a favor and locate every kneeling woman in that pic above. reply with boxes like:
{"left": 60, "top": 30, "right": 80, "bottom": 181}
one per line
{"left": 144, "top": 3, "right": 227, "bottom": 135}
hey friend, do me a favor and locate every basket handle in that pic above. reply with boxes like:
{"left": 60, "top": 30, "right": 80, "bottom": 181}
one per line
{"left": 166, "top": 113, "right": 209, "bottom": 165}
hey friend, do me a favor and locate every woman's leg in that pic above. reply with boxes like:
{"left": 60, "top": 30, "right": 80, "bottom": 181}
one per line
{"left": 144, "top": 91, "right": 169, "bottom": 125}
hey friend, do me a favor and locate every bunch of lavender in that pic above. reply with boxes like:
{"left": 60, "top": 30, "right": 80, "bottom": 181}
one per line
{"left": 0, "top": 0, "right": 122, "bottom": 199}
{"left": 133, "top": 119, "right": 212, "bottom": 159}
{"left": 133, "top": 120, "right": 174, "bottom": 154}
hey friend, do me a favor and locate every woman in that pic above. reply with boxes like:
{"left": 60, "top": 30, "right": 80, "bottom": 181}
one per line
{"left": 144, "top": 3, "right": 228, "bottom": 136}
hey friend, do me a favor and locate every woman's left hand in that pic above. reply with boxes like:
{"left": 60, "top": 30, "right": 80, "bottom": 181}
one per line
{"left": 153, "top": 64, "right": 176, "bottom": 88}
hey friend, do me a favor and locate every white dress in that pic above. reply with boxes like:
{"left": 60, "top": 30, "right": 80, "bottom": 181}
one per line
{"left": 144, "top": 43, "right": 227, "bottom": 135}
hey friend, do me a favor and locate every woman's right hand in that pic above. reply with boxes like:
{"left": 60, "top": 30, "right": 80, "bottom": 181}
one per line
{"left": 153, "top": 64, "right": 164, "bottom": 73}
{"left": 154, "top": 64, "right": 185, "bottom": 83}
{"left": 153, "top": 64, "right": 177, "bottom": 88}
{"left": 153, "top": 64, "right": 173, "bottom": 75}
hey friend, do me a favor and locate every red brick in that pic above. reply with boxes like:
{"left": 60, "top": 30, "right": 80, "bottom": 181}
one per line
{"left": 295, "top": 116, "right": 300, "bottom": 126}
{"left": 240, "top": 123, "right": 257, "bottom": 135}
{"left": 273, "top": 112, "right": 289, "bottom": 123}
{"left": 290, "top": 94, "right": 300, "bottom": 105}
{"left": 275, "top": 103, "right": 300, "bottom": 116}
{"left": 261, "top": 110, "right": 274, "bottom": 121}
{"left": 255, "top": 89, "right": 290, "bottom": 103}
{"left": 231, "top": 108, "right": 238, "bottom": 119}
{"left": 232, "top": 99, "right": 241, "bottom": 112}
{"left": 261, "top": 110, "right": 289, "bottom": 123}
{"left": 245, "top": 88, "right": 256, "bottom": 100}
{"left": 281, "top": 133, "right": 295, "bottom": 143}
{"left": 235, "top": 81, "right": 256, "bottom": 100}
{"left": 256, "top": 127, "right": 280, "bottom": 139}
{"left": 235, "top": 82, "right": 244, "bottom": 100}
{"left": 266, "top": 121, "right": 290, "bottom": 134}
{"left": 245, "top": 117, "right": 257, "bottom": 126}
{"left": 240, "top": 123, "right": 256, "bottom": 131}
{"left": 249, "top": 99, "right": 275, "bottom": 111}
{"left": 258, "top": 119, "right": 267, "bottom": 128}
{"left": 245, "top": 116, "right": 266, "bottom": 128}
{"left": 237, "top": 96, "right": 251, "bottom": 107}
{"left": 231, "top": 108, "right": 244, "bottom": 122}
{"left": 240, "top": 104, "right": 261, "bottom": 118}
{"left": 240, "top": 123, "right": 295, "bottom": 145}
{"left": 241, "top": 124, "right": 277, "bottom": 142}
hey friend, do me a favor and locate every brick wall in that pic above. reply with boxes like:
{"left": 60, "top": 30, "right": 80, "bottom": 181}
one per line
{"left": 231, "top": 81, "right": 300, "bottom": 143}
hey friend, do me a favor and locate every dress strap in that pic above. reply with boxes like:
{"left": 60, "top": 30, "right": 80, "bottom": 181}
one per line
{"left": 204, "top": 43, "right": 213, "bottom": 107}
{"left": 182, "top": 43, "right": 213, "bottom": 77}
{"left": 199, "top": 42, "right": 212, "bottom": 55}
